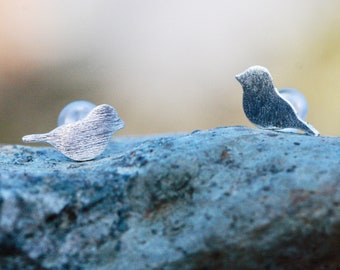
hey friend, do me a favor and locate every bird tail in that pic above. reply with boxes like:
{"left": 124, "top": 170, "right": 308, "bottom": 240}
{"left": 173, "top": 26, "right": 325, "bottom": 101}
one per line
{"left": 296, "top": 120, "right": 320, "bottom": 136}
{"left": 22, "top": 133, "right": 50, "bottom": 143}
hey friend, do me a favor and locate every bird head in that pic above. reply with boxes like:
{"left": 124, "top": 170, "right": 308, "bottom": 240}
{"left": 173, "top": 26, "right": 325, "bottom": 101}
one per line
{"left": 88, "top": 104, "right": 125, "bottom": 131}
{"left": 236, "top": 65, "right": 274, "bottom": 93}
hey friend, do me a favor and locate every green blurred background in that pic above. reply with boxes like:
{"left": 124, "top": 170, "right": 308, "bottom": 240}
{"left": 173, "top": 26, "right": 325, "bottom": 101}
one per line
{"left": 0, "top": 0, "right": 339, "bottom": 144}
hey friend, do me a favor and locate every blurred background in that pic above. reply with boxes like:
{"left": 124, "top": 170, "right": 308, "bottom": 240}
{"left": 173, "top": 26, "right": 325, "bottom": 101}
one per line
{"left": 0, "top": 0, "right": 339, "bottom": 144}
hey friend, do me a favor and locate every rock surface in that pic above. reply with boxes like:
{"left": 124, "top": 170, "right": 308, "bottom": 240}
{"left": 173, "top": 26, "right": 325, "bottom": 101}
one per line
{"left": 0, "top": 126, "right": 339, "bottom": 270}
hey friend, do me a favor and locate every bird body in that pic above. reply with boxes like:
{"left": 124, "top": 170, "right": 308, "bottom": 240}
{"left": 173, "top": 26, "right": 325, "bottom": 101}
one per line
{"left": 236, "top": 66, "right": 319, "bottom": 136}
{"left": 23, "top": 104, "right": 125, "bottom": 161}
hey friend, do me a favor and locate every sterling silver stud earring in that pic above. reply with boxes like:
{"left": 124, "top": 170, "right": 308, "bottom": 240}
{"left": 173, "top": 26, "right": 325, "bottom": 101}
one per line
{"left": 23, "top": 103, "right": 125, "bottom": 161}
{"left": 235, "top": 65, "right": 319, "bottom": 136}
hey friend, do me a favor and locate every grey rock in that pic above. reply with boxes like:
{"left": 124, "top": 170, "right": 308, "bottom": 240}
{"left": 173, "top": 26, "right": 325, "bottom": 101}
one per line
{"left": 0, "top": 126, "right": 339, "bottom": 270}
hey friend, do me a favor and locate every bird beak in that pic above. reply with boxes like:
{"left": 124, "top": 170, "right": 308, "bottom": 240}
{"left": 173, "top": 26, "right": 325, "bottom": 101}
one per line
{"left": 235, "top": 74, "right": 241, "bottom": 82}
{"left": 235, "top": 73, "right": 243, "bottom": 84}
{"left": 117, "top": 119, "right": 125, "bottom": 130}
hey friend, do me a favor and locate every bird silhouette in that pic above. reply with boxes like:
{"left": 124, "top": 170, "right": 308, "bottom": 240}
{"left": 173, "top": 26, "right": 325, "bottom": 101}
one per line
{"left": 23, "top": 104, "right": 125, "bottom": 161}
{"left": 235, "top": 66, "right": 319, "bottom": 136}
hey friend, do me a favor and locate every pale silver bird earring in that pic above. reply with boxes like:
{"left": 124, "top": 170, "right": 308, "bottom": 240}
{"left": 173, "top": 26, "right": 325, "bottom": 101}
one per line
{"left": 235, "top": 66, "right": 319, "bottom": 136}
{"left": 23, "top": 101, "right": 125, "bottom": 161}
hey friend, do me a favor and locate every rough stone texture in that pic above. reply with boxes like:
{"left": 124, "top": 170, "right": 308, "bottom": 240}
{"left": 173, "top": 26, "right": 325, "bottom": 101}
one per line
{"left": 0, "top": 126, "right": 339, "bottom": 270}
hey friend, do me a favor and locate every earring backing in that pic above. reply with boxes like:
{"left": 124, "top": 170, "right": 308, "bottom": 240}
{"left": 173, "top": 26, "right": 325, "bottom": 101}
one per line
{"left": 278, "top": 88, "right": 308, "bottom": 121}
{"left": 57, "top": 100, "right": 96, "bottom": 126}
{"left": 23, "top": 103, "right": 125, "bottom": 161}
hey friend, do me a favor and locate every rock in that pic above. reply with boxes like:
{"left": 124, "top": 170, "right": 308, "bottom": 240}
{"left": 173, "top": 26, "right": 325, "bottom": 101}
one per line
{"left": 0, "top": 126, "right": 339, "bottom": 270}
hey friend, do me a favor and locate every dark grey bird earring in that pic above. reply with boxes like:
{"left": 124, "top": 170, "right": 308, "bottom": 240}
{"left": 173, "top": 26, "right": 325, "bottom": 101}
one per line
{"left": 235, "top": 65, "right": 319, "bottom": 136}
{"left": 23, "top": 101, "right": 125, "bottom": 161}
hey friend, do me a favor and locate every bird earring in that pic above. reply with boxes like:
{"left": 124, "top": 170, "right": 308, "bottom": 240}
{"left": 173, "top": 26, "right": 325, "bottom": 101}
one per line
{"left": 235, "top": 65, "right": 319, "bottom": 136}
{"left": 22, "top": 101, "right": 125, "bottom": 161}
